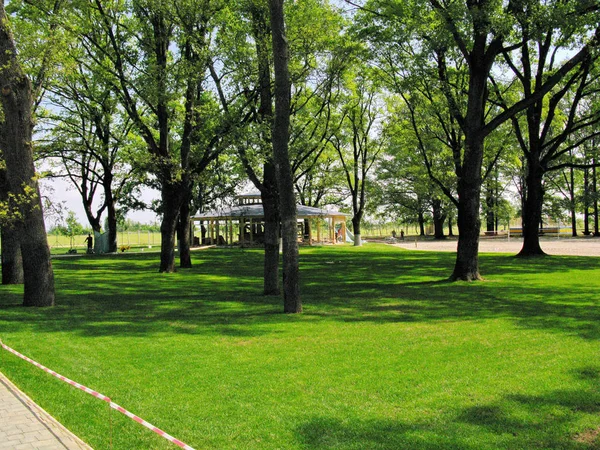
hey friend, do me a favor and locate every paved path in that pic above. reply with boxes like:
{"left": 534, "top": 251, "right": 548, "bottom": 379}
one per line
{"left": 0, "top": 372, "right": 92, "bottom": 450}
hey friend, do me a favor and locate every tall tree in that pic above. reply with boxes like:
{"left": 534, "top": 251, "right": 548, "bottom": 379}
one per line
{"left": 330, "top": 69, "right": 384, "bottom": 246}
{"left": 270, "top": 0, "right": 300, "bottom": 312}
{"left": 493, "top": 2, "right": 600, "bottom": 256}
{"left": 359, "top": 0, "right": 600, "bottom": 280}
{"left": 0, "top": 1, "right": 55, "bottom": 306}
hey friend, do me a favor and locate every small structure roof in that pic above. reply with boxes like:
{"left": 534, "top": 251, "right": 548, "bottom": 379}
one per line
{"left": 192, "top": 204, "right": 349, "bottom": 221}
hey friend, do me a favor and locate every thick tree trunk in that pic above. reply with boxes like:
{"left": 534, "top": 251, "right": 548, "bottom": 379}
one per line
{"left": 0, "top": 169, "right": 23, "bottom": 284}
{"left": 106, "top": 198, "right": 118, "bottom": 253}
{"left": 1, "top": 224, "right": 23, "bottom": 284}
{"left": 418, "top": 212, "right": 425, "bottom": 236}
{"left": 448, "top": 215, "right": 454, "bottom": 236}
{"left": 352, "top": 216, "right": 362, "bottom": 246}
{"left": 159, "top": 182, "right": 182, "bottom": 273}
{"left": 432, "top": 199, "right": 446, "bottom": 239}
{"left": 262, "top": 164, "right": 280, "bottom": 296}
{"left": 518, "top": 159, "right": 546, "bottom": 256}
{"left": 178, "top": 197, "right": 192, "bottom": 268}
{"left": 0, "top": 7, "right": 54, "bottom": 305}
{"left": 451, "top": 134, "right": 483, "bottom": 281}
{"left": 270, "top": 0, "right": 300, "bottom": 313}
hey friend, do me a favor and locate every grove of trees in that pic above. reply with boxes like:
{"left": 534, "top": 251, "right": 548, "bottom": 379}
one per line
{"left": 1, "top": 0, "right": 600, "bottom": 307}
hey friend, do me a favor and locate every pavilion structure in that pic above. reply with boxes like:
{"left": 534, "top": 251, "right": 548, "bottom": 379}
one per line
{"left": 191, "top": 193, "right": 349, "bottom": 246}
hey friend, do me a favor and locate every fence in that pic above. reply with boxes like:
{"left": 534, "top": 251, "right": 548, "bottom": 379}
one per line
{"left": 0, "top": 339, "right": 195, "bottom": 450}
{"left": 48, "top": 231, "right": 162, "bottom": 250}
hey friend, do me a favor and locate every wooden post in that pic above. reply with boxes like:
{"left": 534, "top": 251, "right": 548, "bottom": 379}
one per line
{"left": 316, "top": 218, "right": 321, "bottom": 243}
{"left": 330, "top": 218, "right": 335, "bottom": 244}
{"left": 308, "top": 219, "right": 313, "bottom": 245}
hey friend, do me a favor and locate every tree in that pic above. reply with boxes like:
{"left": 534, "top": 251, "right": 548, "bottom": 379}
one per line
{"left": 40, "top": 57, "right": 139, "bottom": 253}
{"left": 0, "top": 1, "right": 55, "bottom": 306}
{"left": 358, "top": 0, "right": 600, "bottom": 280}
{"left": 492, "top": 2, "right": 600, "bottom": 256}
{"left": 1, "top": 0, "right": 66, "bottom": 284}
{"left": 330, "top": 68, "right": 384, "bottom": 246}
{"left": 270, "top": 0, "right": 300, "bottom": 312}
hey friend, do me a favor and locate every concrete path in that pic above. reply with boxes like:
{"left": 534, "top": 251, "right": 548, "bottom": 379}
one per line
{"left": 0, "top": 372, "right": 92, "bottom": 450}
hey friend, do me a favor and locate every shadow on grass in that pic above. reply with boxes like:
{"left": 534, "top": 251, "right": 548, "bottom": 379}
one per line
{"left": 1, "top": 246, "right": 600, "bottom": 341}
{"left": 295, "top": 364, "right": 600, "bottom": 450}
{"left": 295, "top": 416, "right": 477, "bottom": 450}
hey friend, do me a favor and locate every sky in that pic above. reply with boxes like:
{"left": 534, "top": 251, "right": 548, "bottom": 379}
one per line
{"left": 40, "top": 176, "right": 160, "bottom": 229}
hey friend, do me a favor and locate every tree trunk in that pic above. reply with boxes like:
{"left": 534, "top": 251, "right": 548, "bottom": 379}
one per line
{"left": 570, "top": 166, "right": 577, "bottom": 237}
{"left": 418, "top": 211, "right": 425, "bottom": 236}
{"left": 352, "top": 216, "right": 362, "bottom": 246}
{"left": 485, "top": 186, "right": 495, "bottom": 233}
{"left": 270, "top": 0, "right": 300, "bottom": 313}
{"left": 1, "top": 224, "right": 23, "bottom": 284}
{"left": 178, "top": 197, "right": 192, "bottom": 268}
{"left": 518, "top": 158, "right": 546, "bottom": 256}
{"left": 584, "top": 167, "right": 591, "bottom": 235}
{"left": 106, "top": 197, "right": 118, "bottom": 253}
{"left": 594, "top": 161, "right": 599, "bottom": 236}
{"left": 0, "top": 168, "right": 23, "bottom": 284}
{"left": 262, "top": 163, "right": 280, "bottom": 296}
{"left": 448, "top": 215, "right": 454, "bottom": 236}
{"left": 0, "top": 6, "right": 54, "bottom": 305}
{"left": 432, "top": 198, "right": 446, "bottom": 239}
{"left": 451, "top": 134, "right": 483, "bottom": 281}
{"left": 159, "top": 181, "right": 182, "bottom": 273}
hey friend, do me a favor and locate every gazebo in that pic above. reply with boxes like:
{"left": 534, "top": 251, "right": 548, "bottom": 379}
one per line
{"left": 191, "top": 193, "right": 349, "bottom": 246}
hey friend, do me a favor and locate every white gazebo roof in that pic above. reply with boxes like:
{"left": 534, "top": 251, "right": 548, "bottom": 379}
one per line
{"left": 192, "top": 204, "right": 349, "bottom": 221}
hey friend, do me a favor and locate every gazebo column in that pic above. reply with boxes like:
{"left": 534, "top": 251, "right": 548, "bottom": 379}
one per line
{"left": 250, "top": 218, "right": 254, "bottom": 244}
{"left": 341, "top": 220, "right": 347, "bottom": 244}
{"left": 316, "top": 218, "right": 321, "bottom": 244}
{"left": 239, "top": 218, "right": 245, "bottom": 246}
{"left": 308, "top": 218, "right": 313, "bottom": 246}
{"left": 329, "top": 218, "right": 334, "bottom": 244}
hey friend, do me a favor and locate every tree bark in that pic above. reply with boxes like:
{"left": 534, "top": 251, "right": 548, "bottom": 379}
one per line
{"left": 178, "top": 196, "right": 192, "bottom": 268}
{"left": 418, "top": 211, "right": 425, "bottom": 236}
{"left": 485, "top": 186, "right": 495, "bottom": 233}
{"left": 352, "top": 216, "right": 362, "bottom": 246}
{"left": 583, "top": 167, "right": 591, "bottom": 235}
{"left": 518, "top": 158, "right": 546, "bottom": 256}
{"left": 451, "top": 133, "right": 484, "bottom": 281}
{"left": 105, "top": 188, "right": 118, "bottom": 253}
{"left": 432, "top": 198, "right": 446, "bottom": 239}
{"left": 262, "top": 162, "right": 280, "bottom": 295}
{"left": 569, "top": 166, "right": 577, "bottom": 237}
{"left": 270, "top": 0, "right": 300, "bottom": 313}
{"left": 1, "top": 224, "right": 23, "bottom": 284}
{"left": 159, "top": 181, "right": 182, "bottom": 273}
{"left": 0, "top": 168, "right": 23, "bottom": 284}
{"left": 0, "top": 3, "right": 55, "bottom": 305}
{"left": 594, "top": 161, "right": 600, "bottom": 236}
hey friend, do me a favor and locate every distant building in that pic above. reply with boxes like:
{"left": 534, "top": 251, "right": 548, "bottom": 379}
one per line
{"left": 191, "top": 193, "right": 349, "bottom": 246}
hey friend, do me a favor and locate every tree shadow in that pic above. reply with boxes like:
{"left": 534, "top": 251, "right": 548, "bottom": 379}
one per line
{"left": 1, "top": 246, "right": 599, "bottom": 342}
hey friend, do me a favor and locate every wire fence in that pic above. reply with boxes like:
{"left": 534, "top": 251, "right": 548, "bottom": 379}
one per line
{"left": 47, "top": 231, "right": 162, "bottom": 250}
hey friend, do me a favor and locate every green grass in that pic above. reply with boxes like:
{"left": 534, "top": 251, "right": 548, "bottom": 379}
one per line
{"left": 1, "top": 244, "right": 600, "bottom": 449}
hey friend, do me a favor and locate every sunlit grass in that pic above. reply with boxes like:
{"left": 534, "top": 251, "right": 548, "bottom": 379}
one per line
{"left": 1, "top": 244, "right": 600, "bottom": 449}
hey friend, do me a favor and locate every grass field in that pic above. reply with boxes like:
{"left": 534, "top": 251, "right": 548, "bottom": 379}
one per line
{"left": 1, "top": 244, "right": 600, "bottom": 449}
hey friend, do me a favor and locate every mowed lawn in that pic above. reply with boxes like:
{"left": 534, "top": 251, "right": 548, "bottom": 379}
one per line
{"left": 1, "top": 244, "right": 600, "bottom": 449}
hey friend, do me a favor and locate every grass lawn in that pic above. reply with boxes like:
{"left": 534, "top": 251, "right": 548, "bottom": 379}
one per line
{"left": 1, "top": 244, "right": 600, "bottom": 449}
